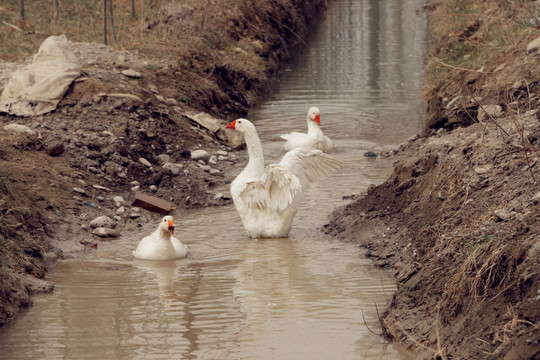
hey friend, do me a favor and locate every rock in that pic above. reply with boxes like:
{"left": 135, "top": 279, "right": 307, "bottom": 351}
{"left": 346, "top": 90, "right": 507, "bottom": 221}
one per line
{"left": 213, "top": 192, "right": 224, "bottom": 200}
{"left": 113, "top": 196, "right": 126, "bottom": 207}
{"left": 157, "top": 154, "right": 170, "bottom": 165}
{"left": 89, "top": 215, "right": 116, "bottom": 229}
{"left": 117, "top": 206, "right": 125, "bottom": 215}
{"left": 474, "top": 165, "right": 493, "bottom": 175}
{"left": 199, "top": 164, "right": 212, "bottom": 172}
{"left": 92, "top": 227, "right": 121, "bottom": 238}
{"left": 121, "top": 69, "right": 141, "bottom": 78}
{"left": 46, "top": 140, "right": 64, "bottom": 156}
{"left": 93, "top": 184, "right": 111, "bottom": 192}
{"left": 3, "top": 124, "right": 36, "bottom": 135}
{"left": 150, "top": 185, "right": 157, "bottom": 193}
{"left": 83, "top": 201, "right": 97, "bottom": 209}
{"left": 139, "top": 157, "right": 152, "bottom": 167}
{"left": 494, "top": 209, "right": 511, "bottom": 221}
{"left": 364, "top": 151, "right": 377, "bottom": 157}
{"left": 19, "top": 274, "right": 54, "bottom": 294}
{"left": 477, "top": 104, "right": 502, "bottom": 122}
{"left": 191, "top": 149, "right": 210, "bottom": 163}
{"left": 209, "top": 168, "right": 223, "bottom": 176}
{"left": 163, "top": 163, "right": 180, "bottom": 176}
{"left": 165, "top": 98, "right": 178, "bottom": 106}
{"left": 73, "top": 187, "right": 86, "bottom": 195}
{"left": 526, "top": 36, "right": 540, "bottom": 53}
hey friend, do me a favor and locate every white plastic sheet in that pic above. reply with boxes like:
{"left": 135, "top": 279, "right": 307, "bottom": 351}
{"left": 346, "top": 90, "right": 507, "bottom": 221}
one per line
{"left": 0, "top": 35, "right": 81, "bottom": 116}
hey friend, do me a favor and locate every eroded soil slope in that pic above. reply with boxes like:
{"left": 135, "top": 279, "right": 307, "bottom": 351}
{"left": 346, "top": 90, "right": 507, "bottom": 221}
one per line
{"left": 326, "top": 1, "right": 540, "bottom": 358}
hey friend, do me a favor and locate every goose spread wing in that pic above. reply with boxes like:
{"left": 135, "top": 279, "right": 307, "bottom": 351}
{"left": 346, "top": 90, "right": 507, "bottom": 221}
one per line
{"left": 278, "top": 148, "right": 343, "bottom": 190}
{"left": 237, "top": 164, "right": 302, "bottom": 211}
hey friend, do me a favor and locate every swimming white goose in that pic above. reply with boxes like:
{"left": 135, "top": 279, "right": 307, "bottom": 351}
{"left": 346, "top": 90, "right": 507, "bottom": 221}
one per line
{"left": 133, "top": 215, "right": 187, "bottom": 260}
{"left": 226, "top": 118, "right": 343, "bottom": 238}
{"left": 280, "top": 107, "right": 335, "bottom": 153}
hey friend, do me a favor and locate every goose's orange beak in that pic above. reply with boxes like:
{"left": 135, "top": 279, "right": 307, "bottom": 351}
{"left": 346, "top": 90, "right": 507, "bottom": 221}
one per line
{"left": 168, "top": 219, "right": 175, "bottom": 236}
{"left": 314, "top": 114, "right": 321, "bottom": 125}
{"left": 226, "top": 120, "right": 237, "bottom": 130}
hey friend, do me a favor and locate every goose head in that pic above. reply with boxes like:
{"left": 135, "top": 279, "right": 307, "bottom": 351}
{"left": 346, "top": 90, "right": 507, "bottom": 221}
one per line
{"left": 308, "top": 107, "right": 321, "bottom": 125}
{"left": 226, "top": 118, "right": 255, "bottom": 134}
{"left": 158, "top": 215, "right": 175, "bottom": 237}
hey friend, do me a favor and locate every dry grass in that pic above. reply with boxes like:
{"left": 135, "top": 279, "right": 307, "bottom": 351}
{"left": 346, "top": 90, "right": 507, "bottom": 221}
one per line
{"left": 0, "top": 0, "right": 245, "bottom": 62}
{"left": 425, "top": 0, "right": 540, "bottom": 82}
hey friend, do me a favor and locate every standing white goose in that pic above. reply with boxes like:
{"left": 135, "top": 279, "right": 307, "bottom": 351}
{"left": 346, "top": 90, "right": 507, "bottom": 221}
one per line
{"left": 226, "top": 118, "right": 343, "bottom": 238}
{"left": 133, "top": 215, "right": 187, "bottom": 260}
{"left": 280, "top": 107, "right": 335, "bottom": 153}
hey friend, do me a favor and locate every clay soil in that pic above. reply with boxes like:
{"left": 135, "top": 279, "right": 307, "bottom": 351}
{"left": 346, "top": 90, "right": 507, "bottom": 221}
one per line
{"left": 0, "top": 0, "right": 539, "bottom": 359}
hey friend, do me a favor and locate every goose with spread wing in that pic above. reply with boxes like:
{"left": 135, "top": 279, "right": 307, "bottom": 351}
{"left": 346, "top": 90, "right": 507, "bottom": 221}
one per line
{"left": 226, "top": 118, "right": 343, "bottom": 238}
{"left": 280, "top": 107, "right": 335, "bottom": 153}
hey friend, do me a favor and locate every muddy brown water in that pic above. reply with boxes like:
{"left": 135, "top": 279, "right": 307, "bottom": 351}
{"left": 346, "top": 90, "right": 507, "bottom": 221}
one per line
{"left": 0, "top": 0, "right": 426, "bottom": 359}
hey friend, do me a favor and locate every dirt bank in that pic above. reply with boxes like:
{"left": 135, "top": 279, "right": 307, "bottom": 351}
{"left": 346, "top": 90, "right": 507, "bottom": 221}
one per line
{"left": 326, "top": 1, "right": 540, "bottom": 358}
{"left": 0, "top": 0, "right": 326, "bottom": 326}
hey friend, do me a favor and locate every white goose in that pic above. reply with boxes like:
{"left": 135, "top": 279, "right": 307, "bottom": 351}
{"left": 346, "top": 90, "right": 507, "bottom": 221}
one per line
{"left": 280, "top": 107, "right": 335, "bottom": 153}
{"left": 226, "top": 118, "right": 343, "bottom": 238}
{"left": 133, "top": 215, "right": 187, "bottom": 260}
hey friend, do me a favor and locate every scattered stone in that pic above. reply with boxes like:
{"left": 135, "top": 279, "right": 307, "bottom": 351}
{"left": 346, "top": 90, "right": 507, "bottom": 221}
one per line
{"left": 90, "top": 215, "right": 116, "bottom": 229}
{"left": 131, "top": 191, "right": 172, "bottom": 215}
{"left": 209, "top": 169, "right": 223, "bottom": 176}
{"left": 92, "top": 227, "right": 121, "bottom": 238}
{"left": 191, "top": 149, "right": 210, "bottom": 163}
{"left": 97, "top": 196, "right": 104, "bottom": 202}
{"left": 117, "top": 206, "right": 125, "bottom": 215}
{"left": 113, "top": 196, "right": 126, "bottom": 207}
{"left": 3, "top": 124, "right": 36, "bottom": 135}
{"left": 213, "top": 193, "right": 224, "bottom": 200}
{"left": 477, "top": 104, "right": 502, "bottom": 122}
{"left": 199, "top": 164, "right": 212, "bottom": 172}
{"left": 46, "top": 140, "right": 64, "bottom": 156}
{"left": 83, "top": 201, "right": 97, "bottom": 209}
{"left": 364, "top": 151, "right": 377, "bottom": 157}
{"left": 121, "top": 69, "right": 141, "bottom": 78}
{"left": 163, "top": 163, "right": 181, "bottom": 176}
{"left": 150, "top": 185, "right": 158, "bottom": 193}
{"left": 526, "top": 36, "right": 540, "bottom": 53}
{"left": 494, "top": 209, "right": 511, "bottom": 221}
{"left": 474, "top": 165, "right": 493, "bottom": 175}
{"left": 93, "top": 184, "right": 112, "bottom": 192}
{"left": 73, "top": 187, "right": 87, "bottom": 195}
{"left": 437, "top": 191, "right": 447, "bottom": 200}
{"left": 157, "top": 154, "right": 170, "bottom": 165}
{"left": 165, "top": 98, "right": 178, "bottom": 106}
{"left": 20, "top": 274, "right": 54, "bottom": 294}
{"left": 139, "top": 157, "right": 152, "bottom": 167}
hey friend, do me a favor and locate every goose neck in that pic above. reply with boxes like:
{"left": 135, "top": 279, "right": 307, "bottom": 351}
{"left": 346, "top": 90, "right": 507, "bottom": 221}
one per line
{"left": 244, "top": 129, "right": 265, "bottom": 174}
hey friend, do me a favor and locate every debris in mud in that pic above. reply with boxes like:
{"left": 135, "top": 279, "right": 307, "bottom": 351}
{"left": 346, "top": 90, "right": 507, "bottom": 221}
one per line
{"left": 131, "top": 191, "right": 173, "bottom": 215}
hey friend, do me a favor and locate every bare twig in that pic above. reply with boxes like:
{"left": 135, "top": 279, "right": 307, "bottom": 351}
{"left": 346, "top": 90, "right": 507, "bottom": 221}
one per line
{"left": 362, "top": 309, "right": 383, "bottom": 336}
{"left": 2, "top": 20, "right": 23, "bottom": 32}
{"left": 433, "top": 56, "right": 489, "bottom": 73}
